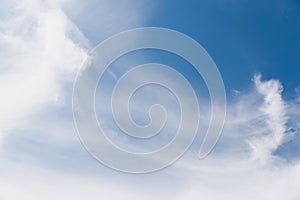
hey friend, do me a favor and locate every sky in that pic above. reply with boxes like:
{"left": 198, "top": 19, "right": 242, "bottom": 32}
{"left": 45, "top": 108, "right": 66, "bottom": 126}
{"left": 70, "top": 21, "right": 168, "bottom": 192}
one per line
{"left": 0, "top": 0, "right": 299, "bottom": 199}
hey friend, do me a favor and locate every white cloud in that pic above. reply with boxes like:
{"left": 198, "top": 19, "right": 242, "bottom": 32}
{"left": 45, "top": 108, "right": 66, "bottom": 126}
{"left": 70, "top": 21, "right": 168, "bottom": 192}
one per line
{"left": 248, "top": 74, "right": 288, "bottom": 162}
{"left": 173, "top": 75, "right": 300, "bottom": 200}
{"left": 175, "top": 158, "right": 300, "bottom": 200}
{"left": 0, "top": 162, "right": 154, "bottom": 200}
{"left": 0, "top": 0, "right": 87, "bottom": 140}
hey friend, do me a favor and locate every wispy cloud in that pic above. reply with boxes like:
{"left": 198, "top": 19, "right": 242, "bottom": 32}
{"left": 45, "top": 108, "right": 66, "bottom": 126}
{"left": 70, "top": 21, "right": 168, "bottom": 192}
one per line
{"left": 249, "top": 74, "right": 288, "bottom": 162}
{"left": 173, "top": 75, "right": 300, "bottom": 200}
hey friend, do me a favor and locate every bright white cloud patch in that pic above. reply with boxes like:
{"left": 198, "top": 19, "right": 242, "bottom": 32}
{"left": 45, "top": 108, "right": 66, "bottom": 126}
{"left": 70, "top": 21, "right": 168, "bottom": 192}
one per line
{"left": 0, "top": 0, "right": 87, "bottom": 138}
{"left": 249, "top": 74, "right": 288, "bottom": 162}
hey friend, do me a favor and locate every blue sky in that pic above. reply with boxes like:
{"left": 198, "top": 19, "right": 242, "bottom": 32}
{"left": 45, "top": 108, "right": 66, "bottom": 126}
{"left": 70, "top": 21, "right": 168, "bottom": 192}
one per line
{"left": 66, "top": 0, "right": 300, "bottom": 96}
{"left": 0, "top": 0, "right": 299, "bottom": 199}
{"left": 148, "top": 0, "right": 299, "bottom": 91}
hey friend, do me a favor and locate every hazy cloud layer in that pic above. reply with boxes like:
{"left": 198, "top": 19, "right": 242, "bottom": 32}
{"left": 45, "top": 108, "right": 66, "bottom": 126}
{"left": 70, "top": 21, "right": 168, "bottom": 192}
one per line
{"left": 0, "top": 0, "right": 299, "bottom": 200}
